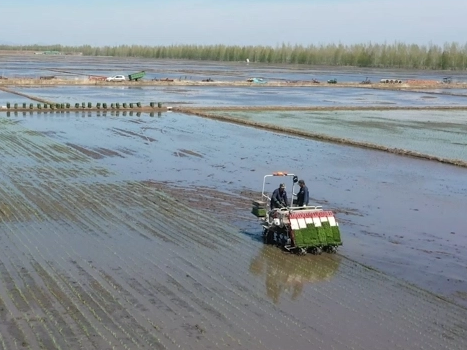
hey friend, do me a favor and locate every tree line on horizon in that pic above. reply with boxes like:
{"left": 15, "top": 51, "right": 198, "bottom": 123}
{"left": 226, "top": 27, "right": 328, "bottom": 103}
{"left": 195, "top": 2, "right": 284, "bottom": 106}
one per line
{"left": 2, "top": 42, "right": 467, "bottom": 70}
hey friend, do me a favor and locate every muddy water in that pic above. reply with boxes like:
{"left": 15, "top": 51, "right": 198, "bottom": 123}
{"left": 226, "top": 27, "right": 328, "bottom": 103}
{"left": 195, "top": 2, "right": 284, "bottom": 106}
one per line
{"left": 0, "top": 112, "right": 466, "bottom": 349}
{"left": 6, "top": 111, "right": 467, "bottom": 304}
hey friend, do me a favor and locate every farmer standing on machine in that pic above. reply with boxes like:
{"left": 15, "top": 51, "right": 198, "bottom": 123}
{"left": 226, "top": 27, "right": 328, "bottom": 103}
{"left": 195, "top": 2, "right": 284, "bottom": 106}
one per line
{"left": 296, "top": 179, "right": 309, "bottom": 206}
{"left": 270, "top": 183, "right": 288, "bottom": 209}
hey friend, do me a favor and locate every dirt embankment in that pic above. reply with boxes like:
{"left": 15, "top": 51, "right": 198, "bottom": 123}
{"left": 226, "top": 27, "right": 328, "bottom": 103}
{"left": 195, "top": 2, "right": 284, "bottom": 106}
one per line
{"left": 1, "top": 76, "right": 467, "bottom": 90}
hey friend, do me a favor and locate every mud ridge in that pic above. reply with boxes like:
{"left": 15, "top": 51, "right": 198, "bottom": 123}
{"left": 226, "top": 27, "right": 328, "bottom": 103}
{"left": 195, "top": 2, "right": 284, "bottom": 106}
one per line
{"left": 0, "top": 86, "right": 56, "bottom": 104}
{"left": 177, "top": 105, "right": 467, "bottom": 112}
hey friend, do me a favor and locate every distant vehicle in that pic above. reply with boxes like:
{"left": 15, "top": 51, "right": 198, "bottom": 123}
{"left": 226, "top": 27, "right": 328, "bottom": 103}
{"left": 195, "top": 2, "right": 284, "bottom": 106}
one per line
{"left": 247, "top": 77, "right": 267, "bottom": 84}
{"left": 327, "top": 79, "right": 337, "bottom": 84}
{"left": 128, "top": 71, "right": 146, "bottom": 81}
{"left": 380, "top": 79, "right": 402, "bottom": 84}
{"left": 106, "top": 75, "right": 126, "bottom": 82}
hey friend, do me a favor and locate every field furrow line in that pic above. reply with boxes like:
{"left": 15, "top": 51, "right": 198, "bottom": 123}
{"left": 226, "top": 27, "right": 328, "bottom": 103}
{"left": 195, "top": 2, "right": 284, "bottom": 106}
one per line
{"left": 2, "top": 220, "right": 109, "bottom": 350}
{"left": 0, "top": 127, "right": 83, "bottom": 165}
{"left": 93, "top": 181, "right": 246, "bottom": 247}
{"left": 13, "top": 179, "right": 252, "bottom": 348}
{"left": 6, "top": 206, "right": 155, "bottom": 350}
{"left": 334, "top": 258, "right": 466, "bottom": 336}
{"left": 6, "top": 176, "right": 207, "bottom": 349}
{"left": 96, "top": 269, "right": 223, "bottom": 350}
{"left": 0, "top": 186, "right": 114, "bottom": 349}
{"left": 337, "top": 259, "right": 467, "bottom": 349}
{"left": 0, "top": 330, "right": 6, "bottom": 350}
{"left": 0, "top": 292, "right": 27, "bottom": 350}
{"left": 4, "top": 165, "right": 286, "bottom": 348}
{"left": 51, "top": 266, "right": 149, "bottom": 350}
{"left": 91, "top": 265, "right": 223, "bottom": 350}
{"left": 0, "top": 207, "right": 104, "bottom": 349}
{"left": 26, "top": 233, "right": 133, "bottom": 350}
{"left": 30, "top": 262, "right": 110, "bottom": 350}
{"left": 67, "top": 261, "right": 172, "bottom": 350}
{"left": 1, "top": 245, "right": 72, "bottom": 350}
{"left": 9, "top": 185, "right": 199, "bottom": 348}
{"left": 2, "top": 178, "right": 185, "bottom": 349}
{"left": 106, "top": 261, "right": 266, "bottom": 349}
{"left": 87, "top": 183, "right": 229, "bottom": 249}
{"left": 0, "top": 259, "right": 58, "bottom": 350}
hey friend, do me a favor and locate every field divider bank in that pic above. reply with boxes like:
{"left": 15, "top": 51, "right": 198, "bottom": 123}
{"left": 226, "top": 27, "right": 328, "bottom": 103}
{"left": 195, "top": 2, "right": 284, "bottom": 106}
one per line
{"left": 0, "top": 86, "right": 56, "bottom": 104}
{"left": 3, "top": 105, "right": 467, "bottom": 114}
{"left": 178, "top": 108, "right": 467, "bottom": 168}
{"left": 1, "top": 77, "right": 467, "bottom": 91}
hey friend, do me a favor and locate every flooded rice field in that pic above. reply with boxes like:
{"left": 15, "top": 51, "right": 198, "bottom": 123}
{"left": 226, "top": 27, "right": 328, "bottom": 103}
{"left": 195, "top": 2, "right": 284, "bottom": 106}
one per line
{"left": 0, "top": 111, "right": 466, "bottom": 349}
{"left": 7, "top": 85, "right": 467, "bottom": 107}
{"left": 0, "top": 55, "right": 466, "bottom": 349}
{"left": 220, "top": 110, "right": 467, "bottom": 162}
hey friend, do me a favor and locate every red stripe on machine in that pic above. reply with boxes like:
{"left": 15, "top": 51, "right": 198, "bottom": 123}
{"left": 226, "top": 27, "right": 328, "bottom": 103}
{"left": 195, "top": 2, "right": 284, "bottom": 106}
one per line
{"left": 289, "top": 211, "right": 334, "bottom": 219}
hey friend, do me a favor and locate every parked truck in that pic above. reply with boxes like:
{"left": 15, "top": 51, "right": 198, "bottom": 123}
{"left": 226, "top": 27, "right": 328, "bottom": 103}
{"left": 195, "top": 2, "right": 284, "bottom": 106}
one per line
{"left": 106, "top": 71, "right": 146, "bottom": 82}
{"left": 128, "top": 71, "right": 146, "bottom": 81}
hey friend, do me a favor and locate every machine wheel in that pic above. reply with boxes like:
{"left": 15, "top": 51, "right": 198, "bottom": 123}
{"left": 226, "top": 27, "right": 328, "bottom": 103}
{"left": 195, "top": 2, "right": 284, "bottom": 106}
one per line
{"left": 310, "top": 247, "right": 322, "bottom": 255}
{"left": 264, "top": 230, "right": 275, "bottom": 245}
{"left": 298, "top": 248, "right": 307, "bottom": 256}
{"left": 324, "top": 245, "right": 337, "bottom": 254}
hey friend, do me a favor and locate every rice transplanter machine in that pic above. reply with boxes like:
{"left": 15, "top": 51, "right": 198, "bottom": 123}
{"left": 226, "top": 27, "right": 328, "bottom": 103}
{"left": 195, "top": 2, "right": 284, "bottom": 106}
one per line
{"left": 251, "top": 172, "right": 343, "bottom": 255}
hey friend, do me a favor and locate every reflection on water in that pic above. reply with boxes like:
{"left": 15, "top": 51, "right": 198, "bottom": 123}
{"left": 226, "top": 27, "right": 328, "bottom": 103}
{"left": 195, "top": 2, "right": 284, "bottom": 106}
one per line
{"left": 249, "top": 246, "right": 341, "bottom": 304}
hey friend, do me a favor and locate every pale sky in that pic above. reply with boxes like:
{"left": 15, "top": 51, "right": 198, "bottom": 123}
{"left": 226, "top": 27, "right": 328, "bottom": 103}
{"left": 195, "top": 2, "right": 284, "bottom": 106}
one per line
{"left": 2, "top": 0, "right": 466, "bottom": 47}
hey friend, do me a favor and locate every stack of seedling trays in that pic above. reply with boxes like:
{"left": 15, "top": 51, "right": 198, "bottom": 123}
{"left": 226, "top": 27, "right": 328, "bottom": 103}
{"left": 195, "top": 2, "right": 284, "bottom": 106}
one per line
{"left": 251, "top": 200, "right": 267, "bottom": 217}
{"left": 290, "top": 213, "right": 342, "bottom": 248}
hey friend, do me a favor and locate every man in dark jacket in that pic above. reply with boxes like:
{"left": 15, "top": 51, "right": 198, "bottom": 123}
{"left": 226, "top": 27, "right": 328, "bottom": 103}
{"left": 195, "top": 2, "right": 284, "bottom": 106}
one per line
{"left": 270, "top": 183, "right": 288, "bottom": 210}
{"left": 296, "top": 179, "right": 309, "bottom": 206}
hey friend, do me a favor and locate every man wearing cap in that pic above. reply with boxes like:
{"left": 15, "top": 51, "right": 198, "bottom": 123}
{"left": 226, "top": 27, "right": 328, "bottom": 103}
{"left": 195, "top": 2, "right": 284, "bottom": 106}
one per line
{"left": 297, "top": 179, "right": 309, "bottom": 206}
{"left": 270, "top": 183, "right": 288, "bottom": 210}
